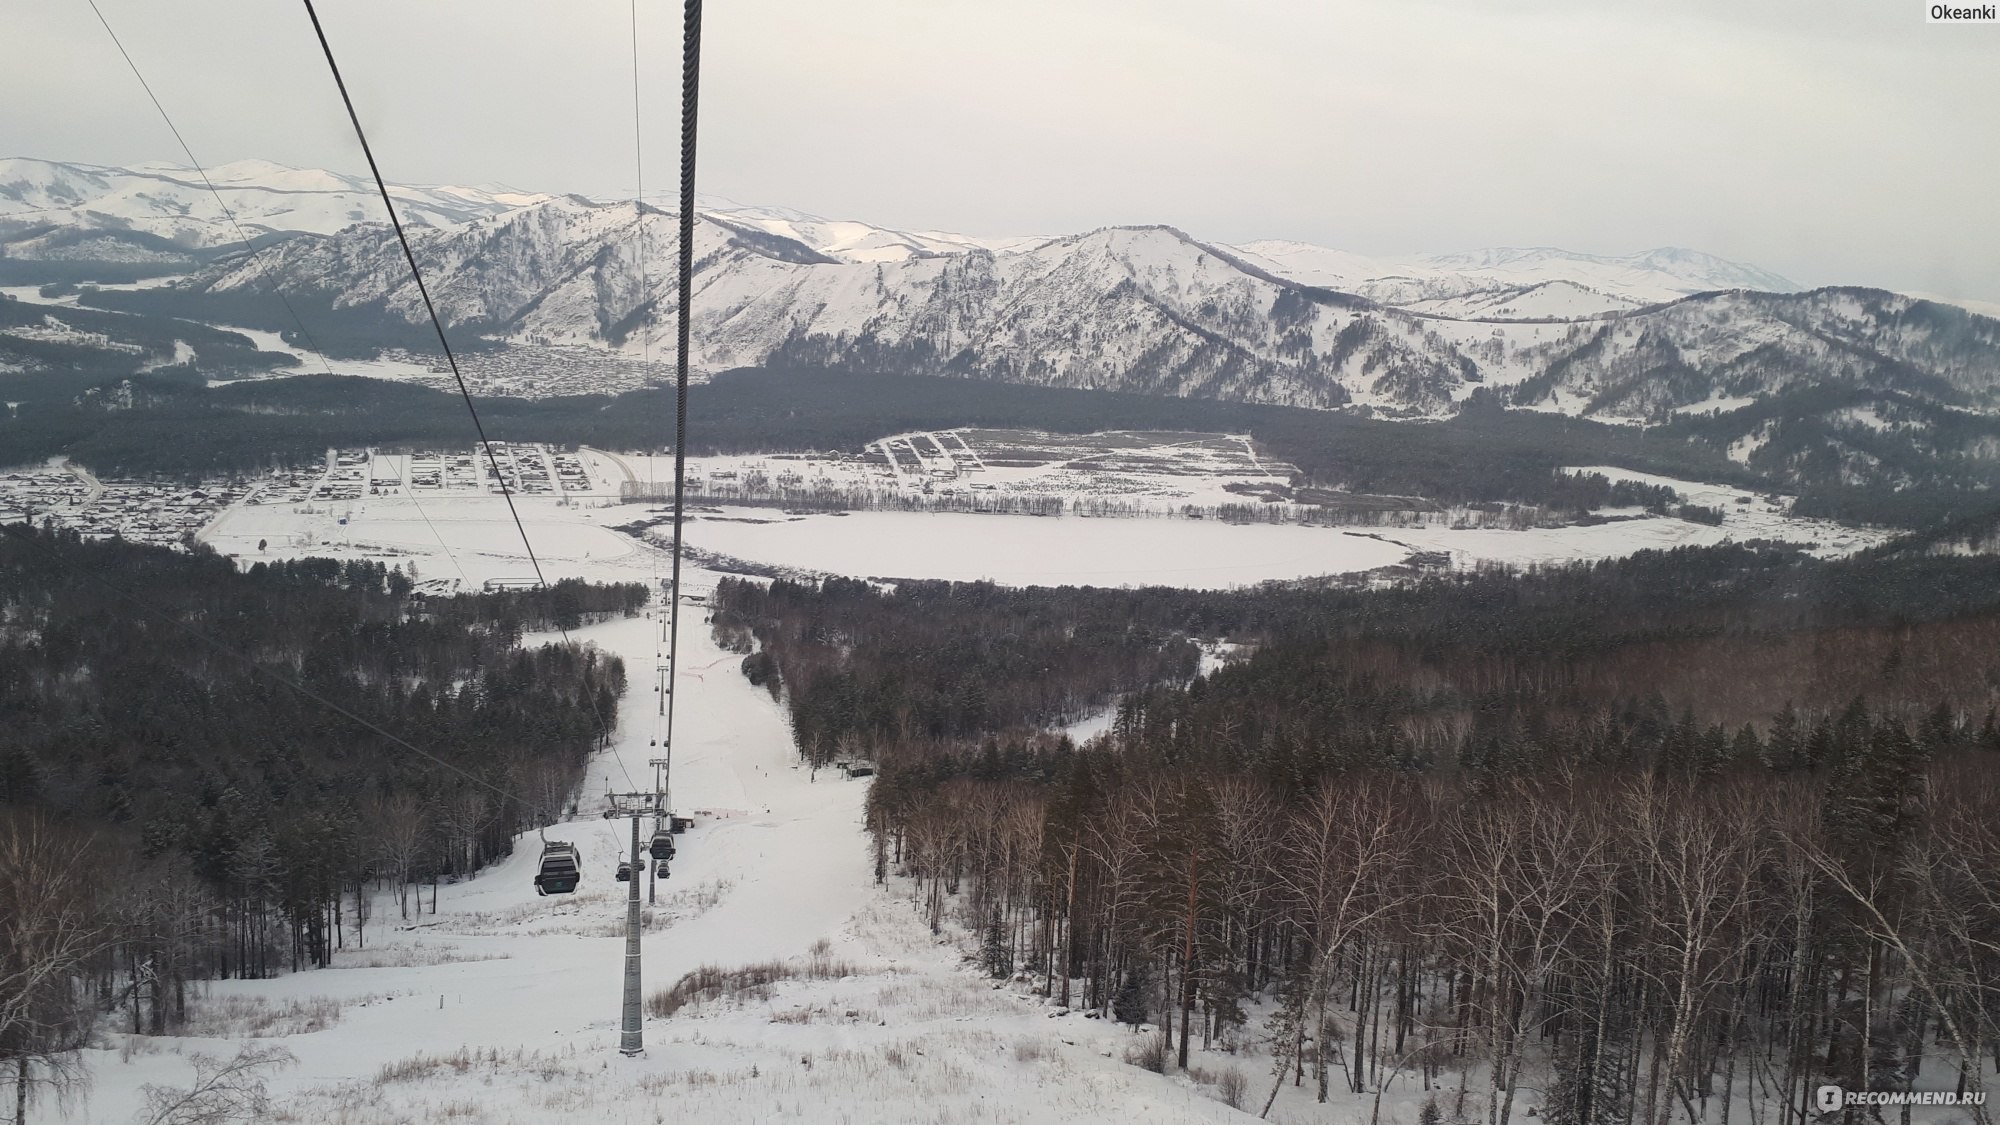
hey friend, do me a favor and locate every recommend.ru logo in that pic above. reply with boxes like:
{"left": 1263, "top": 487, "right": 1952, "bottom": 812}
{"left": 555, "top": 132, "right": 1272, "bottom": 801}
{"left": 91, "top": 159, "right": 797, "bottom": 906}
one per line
{"left": 1817, "top": 1084, "right": 1988, "bottom": 1110}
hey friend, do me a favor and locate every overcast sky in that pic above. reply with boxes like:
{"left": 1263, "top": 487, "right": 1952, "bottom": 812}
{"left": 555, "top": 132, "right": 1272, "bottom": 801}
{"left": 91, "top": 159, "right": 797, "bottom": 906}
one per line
{"left": 7, "top": 0, "right": 1997, "bottom": 301}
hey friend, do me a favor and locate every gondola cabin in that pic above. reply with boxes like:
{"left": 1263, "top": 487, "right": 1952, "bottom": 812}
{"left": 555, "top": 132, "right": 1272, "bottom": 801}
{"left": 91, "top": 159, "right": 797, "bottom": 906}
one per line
{"left": 534, "top": 840, "right": 581, "bottom": 896}
{"left": 649, "top": 827, "right": 676, "bottom": 860}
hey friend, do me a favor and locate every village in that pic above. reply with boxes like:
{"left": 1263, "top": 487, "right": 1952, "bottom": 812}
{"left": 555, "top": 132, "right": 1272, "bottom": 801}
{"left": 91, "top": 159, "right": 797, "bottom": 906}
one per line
{"left": 0, "top": 442, "right": 606, "bottom": 549}
{"left": 0, "top": 465, "right": 247, "bottom": 548}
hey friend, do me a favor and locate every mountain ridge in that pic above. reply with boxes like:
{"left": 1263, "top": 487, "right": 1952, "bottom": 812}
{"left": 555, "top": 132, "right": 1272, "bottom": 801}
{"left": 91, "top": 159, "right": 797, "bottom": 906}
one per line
{"left": 14, "top": 156, "right": 2000, "bottom": 499}
{"left": 5, "top": 156, "right": 1796, "bottom": 307}
{"left": 167, "top": 194, "right": 1999, "bottom": 426}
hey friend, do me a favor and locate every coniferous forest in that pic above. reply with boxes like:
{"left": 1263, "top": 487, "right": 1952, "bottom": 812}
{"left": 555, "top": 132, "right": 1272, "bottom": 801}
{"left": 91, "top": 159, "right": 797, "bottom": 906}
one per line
{"left": 11, "top": 364, "right": 2000, "bottom": 531}
{"left": 0, "top": 526, "right": 642, "bottom": 1061}
{"left": 717, "top": 543, "right": 2000, "bottom": 1121}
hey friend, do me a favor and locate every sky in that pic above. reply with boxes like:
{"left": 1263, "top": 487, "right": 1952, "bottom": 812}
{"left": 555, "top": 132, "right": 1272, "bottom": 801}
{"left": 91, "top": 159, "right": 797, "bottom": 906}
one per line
{"left": 6, "top": 0, "right": 1998, "bottom": 302}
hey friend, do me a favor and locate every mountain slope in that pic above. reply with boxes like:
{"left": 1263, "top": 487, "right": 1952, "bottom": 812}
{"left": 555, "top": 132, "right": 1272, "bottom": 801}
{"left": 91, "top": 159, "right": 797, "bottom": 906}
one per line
{"left": 166, "top": 196, "right": 2000, "bottom": 430}
{"left": 698, "top": 197, "right": 1045, "bottom": 263}
{"left": 1232, "top": 240, "right": 1800, "bottom": 316}
{"left": 181, "top": 203, "right": 1509, "bottom": 412}
{"left": 0, "top": 156, "right": 548, "bottom": 252}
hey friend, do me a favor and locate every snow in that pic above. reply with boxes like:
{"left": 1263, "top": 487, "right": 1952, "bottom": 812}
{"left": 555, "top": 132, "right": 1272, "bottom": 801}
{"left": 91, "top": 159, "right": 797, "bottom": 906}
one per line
{"left": 608, "top": 430, "right": 1301, "bottom": 517}
{"left": 1559, "top": 466, "right": 1891, "bottom": 556}
{"left": 1831, "top": 404, "right": 1894, "bottom": 432}
{"left": 0, "top": 157, "right": 551, "bottom": 248}
{"left": 1728, "top": 426, "right": 1770, "bottom": 465}
{"left": 27, "top": 440, "right": 1910, "bottom": 1124}
{"left": 1670, "top": 392, "right": 1759, "bottom": 416}
{"left": 658, "top": 479, "right": 1882, "bottom": 589}
{"left": 669, "top": 508, "right": 1403, "bottom": 588}
{"left": 699, "top": 207, "right": 1046, "bottom": 264}
{"left": 187, "top": 193, "right": 1840, "bottom": 416}
{"left": 36, "top": 588, "right": 878, "bottom": 1123}
{"left": 220, "top": 493, "right": 1413, "bottom": 590}
{"left": 192, "top": 442, "right": 1888, "bottom": 601}
{"left": 1060, "top": 705, "right": 1119, "bottom": 744}
{"left": 107, "top": 179, "right": 1975, "bottom": 417}
{"left": 1403, "top": 279, "right": 1644, "bottom": 320}
{"left": 1233, "top": 239, "right": 1796, "bottom": 309}
{"left": 46, "top": 487, "right": 1272, "bottom": 1125}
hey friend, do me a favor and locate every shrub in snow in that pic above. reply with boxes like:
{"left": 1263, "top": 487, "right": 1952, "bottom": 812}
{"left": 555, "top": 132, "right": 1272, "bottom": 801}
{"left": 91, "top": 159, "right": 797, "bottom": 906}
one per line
{"left": 1123, "top": 1032, "right": 1168, "bottom": 1074}
{"left": 1215, "top": 1067, "right": 1247, "bottom": 1110}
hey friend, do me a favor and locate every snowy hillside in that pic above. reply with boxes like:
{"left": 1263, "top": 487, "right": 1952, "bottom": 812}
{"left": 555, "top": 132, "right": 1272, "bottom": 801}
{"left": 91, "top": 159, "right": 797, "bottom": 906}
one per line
{"left": 184, "top": 195, "right": 2000, "bottom": 420}
{"left": 7, "top": 156, "right": 1800, "bottom": 309}
{"left": 698, "top": 195, "right": 1045, "bottom": 263}
{"left": 1232, "top": 239, "right": 1799, "bottom": 315}
{"left": 21, "top": 155, "right": 1993, "bottom": 428}
{"left": 0, "top": 156, "right": 548, "bottom": 251}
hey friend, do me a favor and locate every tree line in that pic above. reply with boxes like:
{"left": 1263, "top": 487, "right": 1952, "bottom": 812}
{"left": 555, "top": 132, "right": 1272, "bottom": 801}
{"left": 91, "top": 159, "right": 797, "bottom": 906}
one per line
{"left": 718, "top": 541, "right": 2000, "bottom": 1121}
{"left": 13, "top": 363, "right": 1962, "bottom": 528}
{"left": 0, "top": 527, "right": 642, "bottom": 1115}
{"left": 865, "top": 740, "right": 1998, "bottom": 1124}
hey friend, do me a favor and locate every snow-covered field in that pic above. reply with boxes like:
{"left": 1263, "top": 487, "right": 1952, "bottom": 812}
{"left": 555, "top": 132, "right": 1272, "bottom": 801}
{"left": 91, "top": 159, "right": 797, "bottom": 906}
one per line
{"left": 1557, "top": 465, "right": 1888, "bottom": 556}
{"left": 675, "top": 510, "right": 1411, "bottom": 588}
{"left": 186, "top": 441, "right": 1886, "bottom": 597}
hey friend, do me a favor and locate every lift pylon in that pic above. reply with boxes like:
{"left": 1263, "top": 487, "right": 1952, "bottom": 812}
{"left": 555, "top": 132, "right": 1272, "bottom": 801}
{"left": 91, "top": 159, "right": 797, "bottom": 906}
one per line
{"left": 604, "top": 791, "right": 671, "bottom": 1055}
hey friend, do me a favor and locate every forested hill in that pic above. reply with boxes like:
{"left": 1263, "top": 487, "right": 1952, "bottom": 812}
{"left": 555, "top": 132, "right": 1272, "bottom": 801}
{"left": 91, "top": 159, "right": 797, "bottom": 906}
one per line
{"left": 720, "top": 543, "right": 2000, "bottom": 768}
{"left": 0, "top": 526, "right": 644, "bottom": 986}
{"left": 718, "top": 543, "right": 2000, "bottom": 1108}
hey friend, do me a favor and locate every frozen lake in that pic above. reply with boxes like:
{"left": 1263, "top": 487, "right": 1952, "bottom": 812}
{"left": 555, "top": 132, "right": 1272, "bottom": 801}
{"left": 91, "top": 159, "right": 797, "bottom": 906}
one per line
{"left": 196, "top": 446, "right": 1885, "bottom": 594}
{"left": 681, "top": 509, "right": 1410, "bottom": 588}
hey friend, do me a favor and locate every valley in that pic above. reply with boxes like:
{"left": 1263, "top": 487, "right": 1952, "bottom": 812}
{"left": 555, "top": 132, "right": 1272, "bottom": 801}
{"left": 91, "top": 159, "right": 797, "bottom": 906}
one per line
{"left": 2, "top": 132, "right": 1996, "bottom": 1125}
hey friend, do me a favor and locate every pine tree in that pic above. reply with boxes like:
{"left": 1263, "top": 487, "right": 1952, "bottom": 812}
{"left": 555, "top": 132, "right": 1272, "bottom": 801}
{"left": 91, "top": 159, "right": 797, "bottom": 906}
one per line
{"left": 1824, "top": 718, "right": 1925, "bottom": 865}
{"left": 1730, "top": 723, "right": 1762, "bottom": 767}
{"left": 1803, "top": 714, "right": 1836, "bottom": 771}
{"left": 982, "top": 907, "right": 1010, "bottom": 979}
{"left": 1767, "top": 701, "right": 1801, "bottom": 770}
{"left": 1588, "top": 991, "right": 1636, "bottom": 1125}
{"left": 1919, "top": 701, "right": 1958, "bottom": 757}
{"left": 1114, "top": 965, "right": 1149, "bottom": 1027}
{"left": 1544, "top": 1029, "right": 1588, "bottom": 1125}
{"left": 1697, "top": 722, "right": 1731, "bottom": 777}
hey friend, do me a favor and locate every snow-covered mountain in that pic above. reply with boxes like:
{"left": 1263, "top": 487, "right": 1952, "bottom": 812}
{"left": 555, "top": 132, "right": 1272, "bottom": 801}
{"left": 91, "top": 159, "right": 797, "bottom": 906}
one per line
{"left": 696, "top": 196, "right": 1045, "bottom": 264}
{"left": 1230, "top": 241, "right": 1800, "bottom": 316}
{"left": 24, "top": 156, "right": 1992, "bottom": 436}
{"left": 0, "top": 156, "right": 549, "bottom": 253}
{"left": 182, "top": 194, "right": 2000, "bottom": 421}
{"left": 6, "top": 157, "right": 1800, "bottom": 313}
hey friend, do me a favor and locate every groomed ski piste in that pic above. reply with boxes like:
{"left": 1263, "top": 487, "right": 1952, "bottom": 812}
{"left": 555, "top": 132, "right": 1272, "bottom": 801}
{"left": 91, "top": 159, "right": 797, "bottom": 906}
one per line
{"left": 41, "top": 544, "right": 1264, "bottom": 1124}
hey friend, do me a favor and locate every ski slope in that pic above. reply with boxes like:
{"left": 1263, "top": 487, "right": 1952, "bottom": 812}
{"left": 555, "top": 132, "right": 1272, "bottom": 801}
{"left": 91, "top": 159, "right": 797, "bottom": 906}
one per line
{"left": 39, "top": 450, "right": 1896, "bottom": 1123}
{"left": 51, "top": 486, "right": 1273, "bottom": 1123}
{"left": 46, "top": 579, "right": 1261, "bottom": 1123}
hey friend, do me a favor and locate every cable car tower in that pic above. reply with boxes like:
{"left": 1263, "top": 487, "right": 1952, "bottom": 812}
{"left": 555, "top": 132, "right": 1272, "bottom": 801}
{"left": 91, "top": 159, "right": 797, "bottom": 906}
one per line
{"left": 611, "top": 0, "right": 706, "bottom": 1058}
{"left": 297, "top": 0, "right": 706, "bottom": 1061}
{"left": 601, "top": 788, "right": 670, "bottom": 1055}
